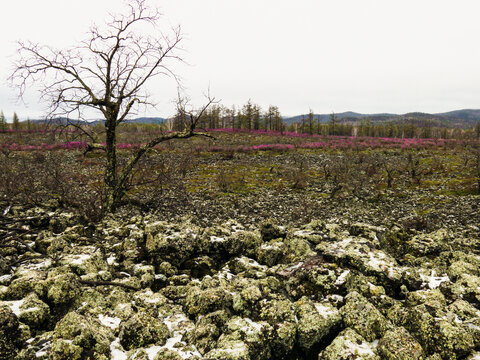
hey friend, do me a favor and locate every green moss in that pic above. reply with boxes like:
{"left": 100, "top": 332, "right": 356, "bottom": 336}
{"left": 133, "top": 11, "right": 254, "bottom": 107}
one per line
{"left": 377, "top": 327, "right": 424, "bottom": 360}
{"left": 319, "top": 328, "right": 380, "bottom": 360}
{"left": 48, "top": 339, "right": 82, "bottom": 360}
{"left": 295, "top": 297, "right": 342, "bottom": 354}
{"left": 119, "top": 311, "right": 170, "bottom": 350}
{"left": 340, "top": 291, "right": 391, "bottom": 342}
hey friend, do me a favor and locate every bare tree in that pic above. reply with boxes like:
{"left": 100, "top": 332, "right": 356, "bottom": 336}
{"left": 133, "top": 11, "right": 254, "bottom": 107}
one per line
{"left": 10, "top": 0, "right": 214, "bottom": 213}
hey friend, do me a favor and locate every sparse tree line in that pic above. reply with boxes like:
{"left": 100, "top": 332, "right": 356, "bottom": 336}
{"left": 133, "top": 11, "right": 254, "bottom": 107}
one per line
{"left": 166, "top": 104, "right": 480, "bottom": 140}
{"left": 0, "top": 111, "right": 32, "bottom": 131}
{"left": 3, "top": 106, "right": 480, "bottom": 141}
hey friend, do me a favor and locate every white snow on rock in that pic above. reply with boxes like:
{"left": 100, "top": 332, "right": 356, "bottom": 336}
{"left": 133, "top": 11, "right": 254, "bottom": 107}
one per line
{"left": 107, "top": 256, "right": 116, "bottom": 265}
{"left": 244, "top": 317, "right": 264, "bottom": 333}
{"left": 110, "top": 338, "right": 127, "bottom": 360}
{"left": 314, "top": 303, "right": 339, "bottom": 319}
{"left": 68, "top": 254, "right": 92, "bottom": 265}
{"left": 98, "top": 314, "right": 121, "bottom": 329}
{"left": 335, "top": 270, "right": 350, "bottom": 285}
{"left": 343, "top": 339, "right": 376, "bottom": 356}
{"left": 218, "top": 266, "right": 234, "bottom": 281}
{"left": 1, "top": 299, "right": 25, "bottom": 316}
{"left": 420, "top": 270, "right": 450, "bottom": 289}
{"left": 238, "top": 256, "right": 267, "bottom": 271}
{"left": 210, "top": 236, "right": 226, "bottom": 243}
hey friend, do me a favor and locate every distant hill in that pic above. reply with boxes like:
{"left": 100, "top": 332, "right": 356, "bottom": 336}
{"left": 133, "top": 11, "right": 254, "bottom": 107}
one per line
{"left": 124, "top": 117, "right": 166, "bottom": 124}
{"left": 29, "top": 117, "right": 166, "bottom": 125}
{"left": 26, "top": 110, "right": 480, "bottom": 128}
{"left": 283, "top": 109, "right": 480, "bottom": 128}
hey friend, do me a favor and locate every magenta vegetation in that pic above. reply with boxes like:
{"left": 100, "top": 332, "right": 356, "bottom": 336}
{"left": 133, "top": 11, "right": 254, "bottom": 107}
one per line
{"left": 0, "top": 128, "right": 466, "bottom": 153}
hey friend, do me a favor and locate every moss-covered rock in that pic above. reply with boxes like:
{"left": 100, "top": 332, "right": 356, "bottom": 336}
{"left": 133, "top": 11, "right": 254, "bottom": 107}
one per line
{"left": 450, "top": 274, "right": 480, "bottom": 305}
{"left": 17, "top": 293, "right": 50, "bottom": 330}
{"left": 46, "top": 273, "right": 80, "bottom": 306}
{"left": 405, "top": 229, "right": 452, "bottom": 257}
{"left": 224, "top": 231, "right": 262, "bottom": 257}
{"left": 118, "top": 311, "right": 170, "bottom": 350}
{"left": 340, "top": 291, "right": 391, "bottom": 341}
{"left": 185, "top": 285, "right": 234, "bottom": 317}
{"left": 185, "top": 310, "right": 229, "bottom": 355}
{"left": 204, "top": 340, "right": 250, "bottom": 360}
{"left": 256, "top": 241, "right": 285, "bottom": 266}
{"left": 349, "top": 223, "right": 384, "bottom": 245}
{"left": 205, "top": 316, "right": 272, "bottom": 360}
{"left": 54, "top": 311, "right": 114, "bottom": 358}
{"left": 145, "top": 221, "right": 199, "bottom": 267}
{"left": 271, "top": 321, "right": 297, "bottom": 357}
{"left": 60, "top": 247, "right": 106, "bottom": 275}
{"left": 259, "top": 221, "right": 286, "bottom": 242}
{"left": 0, "top": 306, "right": 22, "bottom": 360}
{"left": 295, "top": 297, "right": 342, "bottom": 355}
{"left": 5, "top": 267, "right": 48, "bottom": 300}
{"left": 399, "top": 304, "right": 476, "bottom": 359}
{"left": 318, "top": 328, "right": 380, "bottom": 360}
{"left": 48, "top": 339, "right": 82, "bottom": 360}
{"left": 377, "top": 326, "right": 424, "bottom": 360}
{"left": 259, "top": 298, "right": 296, "bottom": 323}
{"left": 228, "top": 256, "right": 267, "bottom": 279}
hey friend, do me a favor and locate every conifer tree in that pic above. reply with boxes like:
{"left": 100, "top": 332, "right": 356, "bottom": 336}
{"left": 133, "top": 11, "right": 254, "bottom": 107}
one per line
{"left": 0, "top": 111, "right": 6, "bottom": 131}
{"left": 13, "top": 112, "right": 20, "bottom": 130}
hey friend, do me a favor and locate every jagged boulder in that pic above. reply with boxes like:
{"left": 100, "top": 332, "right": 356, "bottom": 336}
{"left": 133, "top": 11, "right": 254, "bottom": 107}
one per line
{"left": 118, "top": 311, "right": 170, "bottom": 350}
{"left": 318, "top": 328, "right": 380, "bottom": 360}
{"left": 204, "top": 316, "right": 272, "bottom": 360}
{"left": 53, "top": 311, "right": 114, "bottom": 358}
{"left": 16, "top": 292, "right": 50, "bottom": 330}
{"left": 0, "top": 306, "right": 22, "bottom": 360}
{"left": 377, "top": 326, "right": 424, "bottom": 360}
{"left": 340, "top": 291, "right": 391, "bottom": 341}
{"left": 295, "top": 297, "right": 342, "bottom": 355}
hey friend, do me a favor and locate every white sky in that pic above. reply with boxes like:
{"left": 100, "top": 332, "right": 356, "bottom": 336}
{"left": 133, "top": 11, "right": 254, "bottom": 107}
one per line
{"left": 1, "top": 0, "right": 480, "bottom": 119}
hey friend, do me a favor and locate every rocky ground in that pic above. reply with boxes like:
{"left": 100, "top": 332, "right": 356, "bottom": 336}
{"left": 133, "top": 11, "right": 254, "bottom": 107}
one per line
{"left": 1, "top": 205, "right": 480, "bottom": 360}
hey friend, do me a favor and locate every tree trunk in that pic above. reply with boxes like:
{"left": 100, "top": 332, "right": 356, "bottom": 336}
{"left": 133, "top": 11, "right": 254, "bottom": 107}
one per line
{"left": 104, "top": 118, "right": 118, "bottom": 213}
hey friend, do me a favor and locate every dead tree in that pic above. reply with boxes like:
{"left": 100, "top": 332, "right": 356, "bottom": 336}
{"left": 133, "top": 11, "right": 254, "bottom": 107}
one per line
{"left": 10, "top": 0, "right": 214, "bottom": 213}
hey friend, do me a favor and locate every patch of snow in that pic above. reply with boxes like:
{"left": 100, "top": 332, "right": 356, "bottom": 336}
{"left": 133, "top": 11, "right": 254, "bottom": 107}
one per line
{"left": 218, "top": 266, "right": 234, "bottom": 280}
{"left": 120, "top": 272, "right": 131, "bottom": 277}
{"left": 344, "top": 339, "right": 376, "bottom": 356}
{"left": 238, "top": 256, "right": 267, "bottom": 271}
{"left": 1, "top": 299, "right": 24, "bottom": 316}
{"left": 453, "top": 314, "right": 463, "bottom": 324}
{"left": 244, "top": 318, "right": 264, "bottom": 333}
{"left": 314, "top": 303, "right": 338, "bottom": 318}
{"left": 0, "top": 274, "right": 13, "bottom": 284}
{"left": 283, "top": 262, "right": 304, "bottom": 273}
{"left": 366, "top": 251, "right": 389, "bottom": 271}
{"left": 69, "top": 254, "right": 92, "bottom": 265}
{"left": 35, "top": 340, "right": 51, "bottom": 358}
{"left": 466, "top": 323, "right": 480, "bottom": 332}
{"left": 335, "top": 270, "right": 350, "bottom": 285}
{"left": 110, "top": 338, "right": 128, "bottom": 360}
{"left": 420, "top": 270, "right": 450, "bottom": 289}
{"left": 99, "top": 314, "right": 121, "bottom": 329}
{"left": 328, "top": 294, "right": 344, "bottom": 303}
{"left": 210, "top": 236, "right": 226, "bottom": 243}
{"left": 293, "top": 230, "right": 313, "bottom": 237}
{"left": 469, "top": 352, "right": 480, "bottom": 360}
{"left": 21, "top": 259, "right": 53, "bottom": 271}
{"left": 107, "top": 256, "right": 116, "bottom": 265}
{"left": 149, "top": 313, "right": 201, "bottom": 359}
{"left": 163, "top": 313, "right": 191, "bottom": 333}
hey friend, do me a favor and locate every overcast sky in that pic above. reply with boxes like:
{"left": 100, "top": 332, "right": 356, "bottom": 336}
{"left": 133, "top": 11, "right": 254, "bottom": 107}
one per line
{"left": 1, "top": 0, "right": 480, "bottom": 119}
